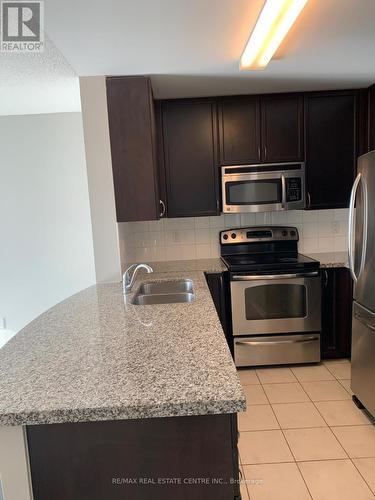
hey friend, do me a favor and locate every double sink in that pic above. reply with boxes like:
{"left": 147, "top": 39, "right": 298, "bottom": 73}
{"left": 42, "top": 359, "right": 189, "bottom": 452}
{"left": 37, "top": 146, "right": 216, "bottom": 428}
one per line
{"left": 132, "top": 279, "right": 195, "bottom": 305}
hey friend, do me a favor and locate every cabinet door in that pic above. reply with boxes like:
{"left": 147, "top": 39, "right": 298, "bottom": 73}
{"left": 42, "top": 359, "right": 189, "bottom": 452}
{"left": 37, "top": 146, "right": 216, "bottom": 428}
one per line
{"left": 219, "top": 97, "right": 261, "bottom": 165}
{"left": 305, "top": 92, "right": 357, "bottom": 210}
{"left": 162, "top": 100, "right": 219, "bottom": 217}
{"left": 321, "top": 268, "right": 353, "bottom": 359}
{"left": 261, "top": 94, "right": 304, "bottom": 162}
{"left": 106, "top": 76, "right": 160, "bottom": 222}
{"left": 368, "top": 84, "right": 375, "bottom": 152}
{"left": 205, "top": 272, "right": 232, "bottom": 355}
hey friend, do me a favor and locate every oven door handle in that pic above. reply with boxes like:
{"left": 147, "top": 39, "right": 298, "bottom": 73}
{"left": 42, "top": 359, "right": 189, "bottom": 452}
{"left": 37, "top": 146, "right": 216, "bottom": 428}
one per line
{"left": 232, "top": 271, "right": 319, "bottom": 281}
{"left": 236, "top": 336, "right": 319, "bottom": 346}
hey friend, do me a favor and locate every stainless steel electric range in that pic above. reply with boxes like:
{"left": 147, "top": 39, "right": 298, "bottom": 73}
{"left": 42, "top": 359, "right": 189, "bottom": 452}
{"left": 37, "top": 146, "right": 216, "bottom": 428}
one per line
{"left": 220, "top": 226, "right": 321, "bottom": 367}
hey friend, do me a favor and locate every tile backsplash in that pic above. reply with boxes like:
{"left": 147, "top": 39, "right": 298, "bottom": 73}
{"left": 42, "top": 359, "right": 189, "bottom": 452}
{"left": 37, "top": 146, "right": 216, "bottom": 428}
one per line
{"left": 118, "top": 209, "right": 349, "bottom": 265}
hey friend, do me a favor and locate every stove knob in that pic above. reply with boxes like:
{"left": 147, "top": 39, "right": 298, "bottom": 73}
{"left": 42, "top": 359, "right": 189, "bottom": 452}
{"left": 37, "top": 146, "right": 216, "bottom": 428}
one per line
{"left": 282, "top": 230, "right": 288, "bottom": 237}
{"left": 290, "top": 230, "right": 296, "bottom": 237}
{"left": 223, "top": 234, "right": 229, "bottom": 240}
{"left": 231, "top": 233, "right": 237, "bottom": 239}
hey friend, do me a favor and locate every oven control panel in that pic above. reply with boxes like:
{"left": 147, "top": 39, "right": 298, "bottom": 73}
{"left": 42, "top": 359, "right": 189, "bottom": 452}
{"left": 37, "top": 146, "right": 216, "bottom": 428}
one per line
{"left": 220, "top": 226, "right": 299, "bottom": 244}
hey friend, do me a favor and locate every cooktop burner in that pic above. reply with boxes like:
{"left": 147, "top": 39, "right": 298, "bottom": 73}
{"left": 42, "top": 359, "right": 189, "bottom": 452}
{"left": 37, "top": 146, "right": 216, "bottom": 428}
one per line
{"left": 220, "top": 226, "right": 320, "bottom": 273}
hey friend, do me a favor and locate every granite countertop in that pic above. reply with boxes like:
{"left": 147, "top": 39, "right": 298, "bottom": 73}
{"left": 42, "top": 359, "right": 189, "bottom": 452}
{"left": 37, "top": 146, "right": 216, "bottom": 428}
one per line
{"left": 124, "top": 258, "right": 227, "bottom": 274}
{"left": 0, "top": 270, "right": 245, "bottom": 426}
{"left": 305, "top": 252, "right": 348, "bottom": 268}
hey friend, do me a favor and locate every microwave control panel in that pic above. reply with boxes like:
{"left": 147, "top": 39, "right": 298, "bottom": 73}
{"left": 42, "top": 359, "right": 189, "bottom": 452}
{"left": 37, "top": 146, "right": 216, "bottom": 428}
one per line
{"left": 286, "top": 178, "right": 302, "bottom": 202}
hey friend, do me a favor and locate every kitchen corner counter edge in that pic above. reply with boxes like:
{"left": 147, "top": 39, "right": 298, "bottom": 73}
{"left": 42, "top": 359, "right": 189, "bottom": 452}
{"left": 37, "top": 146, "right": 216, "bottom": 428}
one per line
{"left": 0, "top": 263, "right": 245, "bottom": 426}
{"left": 305, "top": 251, "right": 348, "bottom": 268}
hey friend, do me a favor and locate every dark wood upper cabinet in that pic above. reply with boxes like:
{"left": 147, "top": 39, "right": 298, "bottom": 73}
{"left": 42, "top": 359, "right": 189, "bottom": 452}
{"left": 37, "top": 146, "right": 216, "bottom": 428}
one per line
{"left": 305, "top": 91, "right": 357, "bottom": 210}
{"left": 219, "top": 97, "right": 261, "bottom": 165}
{"left": 218, "top": 94, "right": 303, "bottom": 165}
{"left": 261, "top": 94, "right": 304, "bottom": 162}
{"left": 368, "top": 84, "right": 375, "bottom": 152}
{"left": 161, "top": 99, "right": 220, "bottom": 218}
{"left": 106, "top": 76, "right": 161, "bottom": 222}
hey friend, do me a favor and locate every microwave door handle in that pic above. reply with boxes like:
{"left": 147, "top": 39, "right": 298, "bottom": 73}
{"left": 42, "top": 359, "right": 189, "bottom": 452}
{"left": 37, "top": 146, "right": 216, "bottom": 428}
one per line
{"left": 281, "top": 174, "right": 287, "bottom": 209}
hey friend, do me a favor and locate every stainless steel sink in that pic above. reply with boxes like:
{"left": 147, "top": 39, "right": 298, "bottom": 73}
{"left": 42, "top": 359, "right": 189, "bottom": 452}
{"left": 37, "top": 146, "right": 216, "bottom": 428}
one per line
{"left": 132, "top": 279, "right": 195, "bottom": 305}
{"left": 132, "top": 292, "right": 195, "bottom": 305}
{"left": 138, "top": 279, "right": 193, "bottom": 295}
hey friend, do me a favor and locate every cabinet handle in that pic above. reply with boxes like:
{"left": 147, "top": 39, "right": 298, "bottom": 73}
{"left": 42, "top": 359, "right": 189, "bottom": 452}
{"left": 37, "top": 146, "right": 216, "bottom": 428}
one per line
{"left": 264, "top": 145, "right": 267, "bottom": 158}
{"left": 307, "top": 191, "right": 311, "bottom": 209}
{"left": 323, "top": 269, "right": 329, "bottom": 288}
{"left": 159, "top": 199, "right": 166, "bottom": 217}
{"left": 258, "top": 146, "right": 261, "bottom": 159}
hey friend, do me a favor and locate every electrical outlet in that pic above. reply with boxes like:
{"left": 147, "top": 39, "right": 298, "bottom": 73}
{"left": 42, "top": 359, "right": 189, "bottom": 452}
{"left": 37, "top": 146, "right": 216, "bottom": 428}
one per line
{"left": 332, "top": 221, "right": 340, "bottom": 235}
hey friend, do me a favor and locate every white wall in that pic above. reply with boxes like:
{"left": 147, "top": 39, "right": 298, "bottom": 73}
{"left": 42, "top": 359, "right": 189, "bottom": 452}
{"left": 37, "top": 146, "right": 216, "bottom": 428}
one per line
{"left": 79, "top": 76, "right": 122, "bottom": 283}
{"left": 119, "top": 209, "right": 349, "bottom": 265}
{"left": 0, "top": 112, "right": 96, "bottom": 343}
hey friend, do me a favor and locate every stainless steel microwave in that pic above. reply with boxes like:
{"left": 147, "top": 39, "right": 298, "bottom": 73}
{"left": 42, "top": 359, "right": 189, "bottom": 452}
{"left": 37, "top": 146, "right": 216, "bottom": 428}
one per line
{"left": 221, "top": 162, "right": 305, "bottom": 213}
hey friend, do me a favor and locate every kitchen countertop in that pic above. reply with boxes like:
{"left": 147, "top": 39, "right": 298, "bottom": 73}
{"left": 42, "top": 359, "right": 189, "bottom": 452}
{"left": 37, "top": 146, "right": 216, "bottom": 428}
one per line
{"left": 0, "top": 271, "right": 245, "bottom": 426}
{"left": 124, "top": 258, "right": 227, "bottom": 274}
{"left": 305, "top": 252, "right": 348, "bottom": 268}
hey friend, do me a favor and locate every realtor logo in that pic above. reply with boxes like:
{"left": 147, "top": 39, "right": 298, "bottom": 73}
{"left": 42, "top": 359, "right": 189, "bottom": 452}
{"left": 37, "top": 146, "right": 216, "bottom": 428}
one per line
{"left": 1, "top": 1, "right": 44, "bottom": 52}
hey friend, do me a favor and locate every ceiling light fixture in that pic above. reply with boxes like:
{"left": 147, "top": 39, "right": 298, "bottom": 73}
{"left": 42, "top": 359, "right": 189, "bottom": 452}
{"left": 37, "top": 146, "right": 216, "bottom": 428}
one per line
{"left": 240, "top": 0, "right": 308, "bottom": 70}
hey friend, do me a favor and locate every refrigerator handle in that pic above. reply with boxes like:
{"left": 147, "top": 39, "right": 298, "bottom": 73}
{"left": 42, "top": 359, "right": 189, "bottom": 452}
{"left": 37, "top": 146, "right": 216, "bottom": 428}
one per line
{"left": 348, "top": 173, "right": 362, "bottom": 282}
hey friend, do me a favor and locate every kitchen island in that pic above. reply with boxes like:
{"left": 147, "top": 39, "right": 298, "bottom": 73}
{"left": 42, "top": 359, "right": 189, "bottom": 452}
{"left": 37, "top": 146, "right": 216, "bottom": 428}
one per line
{"left": 0, "top": 267, "right": 245, "bottom": 500}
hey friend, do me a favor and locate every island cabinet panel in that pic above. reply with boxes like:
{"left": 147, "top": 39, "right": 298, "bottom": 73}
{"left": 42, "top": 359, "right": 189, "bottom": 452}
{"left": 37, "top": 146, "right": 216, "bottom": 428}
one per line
{"left": 106, "top": 76, "right": 162, "bottom": 222}
{"left": 261, "top": 94, "right": 304, "bottom": 163}
{"left": 304, "top": 92, "right": 357, "bottom": 210}
{"left": 161, "top": 99, "right": 220, "bottom": 217}
{"left": 321, "top": 267, "right": 353, "bottom": 359}
{"left": 219, "top": 96, "right": 261, "bottom": 165}
{"left": 27, "top": 414, "right": 240, "bottom": 500}
{"left": 205, "top": 272, "right": 233, "bottom": 355}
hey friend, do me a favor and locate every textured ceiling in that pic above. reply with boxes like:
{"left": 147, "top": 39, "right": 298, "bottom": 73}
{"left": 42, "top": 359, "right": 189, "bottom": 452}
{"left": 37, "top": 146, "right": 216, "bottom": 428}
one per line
{"left": 0, "top": 35, "right": 80, "bottom": 115}
{"left": 2, "top": 0, "right": 375, "bottom": 114}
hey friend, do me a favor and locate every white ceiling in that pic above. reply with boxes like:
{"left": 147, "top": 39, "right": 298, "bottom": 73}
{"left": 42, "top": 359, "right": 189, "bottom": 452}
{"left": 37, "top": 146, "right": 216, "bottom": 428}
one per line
{"left": 2, "top": 0, "right": 375, "bottom": 114}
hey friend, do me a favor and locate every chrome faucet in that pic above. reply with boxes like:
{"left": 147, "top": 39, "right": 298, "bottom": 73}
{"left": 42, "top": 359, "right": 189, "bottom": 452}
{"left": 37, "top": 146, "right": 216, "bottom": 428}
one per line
{"left": 122, "top": 263, "right": 153, "bottom": 294}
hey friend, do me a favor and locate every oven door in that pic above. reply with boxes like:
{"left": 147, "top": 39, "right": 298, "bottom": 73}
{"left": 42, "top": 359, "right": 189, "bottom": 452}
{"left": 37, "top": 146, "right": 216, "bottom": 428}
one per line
{"left": 221, "top": 166, "right": 305, "bottom": 213}
{"left": 230, "top": 272, "right": 321, "bottom": 336}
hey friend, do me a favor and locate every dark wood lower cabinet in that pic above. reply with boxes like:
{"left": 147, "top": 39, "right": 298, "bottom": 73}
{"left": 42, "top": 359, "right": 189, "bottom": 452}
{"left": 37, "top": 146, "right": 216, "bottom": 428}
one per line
{"left": 27, "top": 414, "right": 240, "bottom": 500}
{"left": 321, "top": 267, "right": 353, "bottom": 359}
{"left": 205, "top": 272, "right": 233, "bottom": 355}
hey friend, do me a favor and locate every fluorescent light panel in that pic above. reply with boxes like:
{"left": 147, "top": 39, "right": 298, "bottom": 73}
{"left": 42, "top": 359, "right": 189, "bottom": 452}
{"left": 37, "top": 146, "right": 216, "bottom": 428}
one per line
{"left": 240, "top": 0, "right": 308, "bottom": 70}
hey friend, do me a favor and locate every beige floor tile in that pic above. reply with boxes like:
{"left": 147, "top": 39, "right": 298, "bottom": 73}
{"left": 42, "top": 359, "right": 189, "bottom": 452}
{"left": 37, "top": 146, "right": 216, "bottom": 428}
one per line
{"left": 238, "top": 369, "right": 261, "bottom": 385}
{"left": 272, "top": 402, "right": 327, "bottom": 429}
{"left": 284, "top": 427, "right": 347, "bottom": 461}
{"left": 256, "top": 367, "right": 297, "bottom": 384}
{"left": 243, "top": 384, "right": 269, "bottom": 405}
{"left": 238, "top": 404, "right": 279, "bottom": 431}
{"left": 326, "top": 362, "right": 352, "bottom": 380}
{"left": 332, "top": 426, "right": 375, "bottom": 458}
{"left": 239, "top": 430, "right": 293, "bottom": 465}
{"left": 291, "top": 364, "right": 335, "bottom": 382}
{"left": 339, "top": 379, "right": 353, "bottom": 394}
{"left": 301, "top": 380, "right": 351, "bottom": 401}
{"left": 299, "top": 459, "right": 375, "bottom": 500}
{"left": 262, "top": 382, "right": 310, "bottom": 403}
{"left": 315, "top": 400, "right": 371, "bottom": 426}
{"left": 354, "top": 458, "right": 375, "bottom": 494}
{"left": 243, "top": 463, "right": 311, "bottom": 500}
{"left": 240, "top": 467, "right": 250, "bottom": 500}
{"left": 323, "top": 358, "right": 351, "bottom": 365}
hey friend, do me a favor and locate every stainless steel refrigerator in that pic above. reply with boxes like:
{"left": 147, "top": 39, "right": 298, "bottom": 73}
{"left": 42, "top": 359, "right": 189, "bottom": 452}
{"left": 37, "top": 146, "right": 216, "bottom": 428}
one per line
{"left": 349, "top": 150, "right": 375, "bottom": 417}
